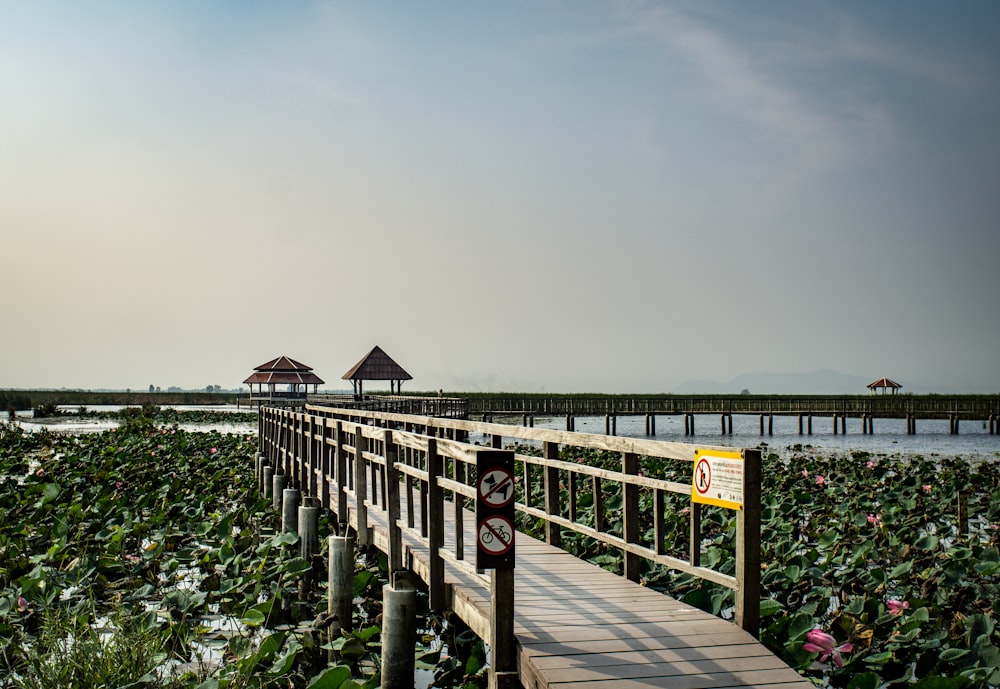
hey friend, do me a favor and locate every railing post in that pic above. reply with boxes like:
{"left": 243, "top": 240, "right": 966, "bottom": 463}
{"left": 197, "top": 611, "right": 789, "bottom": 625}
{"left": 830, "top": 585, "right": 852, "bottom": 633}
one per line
{"left": 355, "top": 425, "right": 370, "bottom": 546}
{"left": 335, "top": 421, "right": 348, "bottom": 528}
{"left": 384, "top": 431, "right": 404, "bottom": 579}
{"left": 543, "top": 442, "right": 561, "bottom": 548}
{"left": 736, "top": 449, "right": 762, "bottom": 637}
{"left": 622, "top": 451, "right": 640, "bottom": 582}
{"left": 427, "top": 437, "right": 445, "bottom": 609}
{"left": 320, "top": 420, "right": 331, "bottom": 511}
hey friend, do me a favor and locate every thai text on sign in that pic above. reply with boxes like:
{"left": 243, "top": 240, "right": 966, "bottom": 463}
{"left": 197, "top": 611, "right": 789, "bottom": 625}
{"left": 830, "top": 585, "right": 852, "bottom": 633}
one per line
{"left": 692, "top": 449, "right": 745, "bottom": 510}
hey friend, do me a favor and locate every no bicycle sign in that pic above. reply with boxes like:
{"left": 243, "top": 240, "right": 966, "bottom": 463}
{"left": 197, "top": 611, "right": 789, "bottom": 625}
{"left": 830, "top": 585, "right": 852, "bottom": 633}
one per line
{"left": 692, "top": 449, "right": 745, "bottom": 510}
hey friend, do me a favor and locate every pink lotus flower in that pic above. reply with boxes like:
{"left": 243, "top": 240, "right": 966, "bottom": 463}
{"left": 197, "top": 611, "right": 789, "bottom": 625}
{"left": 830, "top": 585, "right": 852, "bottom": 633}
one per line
{"left": 867, "top": 513, "right": 881, "bottom": 527}
{"left": 802, "top": 628, "right": 853, "bottom": 668}
{"left": 922, "top": 484, "right": 931, "bottom": 494}
{"left": 17, "top": 596, "right": 29, "bottom": 612}
{"left": 887, "top": 599, "right": 909, "bottom": 615}
{"left": 815, "top": 475, "right": 826, "bottom": 486}
{"left": 35, "top": 468, "right": 45, "bottom": 477}
{"left": 210, "top": 447, "right": 218, "bottom": 454}
{"left": 866, "top": 460, "right": 875, "bottom": 468}
{"left": 801, "top": 469, "right": 809, "bottom": 477}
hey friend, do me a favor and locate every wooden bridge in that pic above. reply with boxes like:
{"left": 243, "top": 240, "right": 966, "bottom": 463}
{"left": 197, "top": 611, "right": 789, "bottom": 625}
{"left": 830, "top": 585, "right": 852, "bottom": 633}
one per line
{"left": 257, "top": 404, "right": 813, "bottom": 689}
{"left": 306, "top": 393, "right": 1000, "bottom": 436}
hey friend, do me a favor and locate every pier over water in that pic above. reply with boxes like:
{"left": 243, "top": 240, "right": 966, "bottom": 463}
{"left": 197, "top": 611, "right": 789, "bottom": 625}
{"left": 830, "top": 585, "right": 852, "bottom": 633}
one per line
{"left": 309, "top": 394, "right": 1000, "bottom": 436}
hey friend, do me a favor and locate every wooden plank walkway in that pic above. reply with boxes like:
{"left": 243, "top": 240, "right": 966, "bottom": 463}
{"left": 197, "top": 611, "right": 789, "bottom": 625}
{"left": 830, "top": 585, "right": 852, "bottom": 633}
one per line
{"left": 344, "top": 486, "right": 812, "bottom": 689}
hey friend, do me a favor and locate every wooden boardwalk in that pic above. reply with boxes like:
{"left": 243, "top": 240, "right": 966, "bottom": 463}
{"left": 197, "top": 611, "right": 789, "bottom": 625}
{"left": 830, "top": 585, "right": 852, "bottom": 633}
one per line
{"left": 354, "top": 482, "right": 810, "bottom": 689}
{"left": 260, "top": 405, "right": 813, "bottom": 688}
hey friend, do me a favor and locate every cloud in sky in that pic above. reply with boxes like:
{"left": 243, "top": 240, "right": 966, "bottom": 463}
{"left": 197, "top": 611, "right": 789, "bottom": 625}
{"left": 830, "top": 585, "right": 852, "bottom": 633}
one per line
{"left": 2, "top": 1, "right": 999, "bottom": 393}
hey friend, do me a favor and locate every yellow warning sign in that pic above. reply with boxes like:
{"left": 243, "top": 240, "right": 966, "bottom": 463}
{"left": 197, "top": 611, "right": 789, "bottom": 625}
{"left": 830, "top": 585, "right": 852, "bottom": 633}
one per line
{"left": 692, "top": 449, "right": 744, "bottom": 510}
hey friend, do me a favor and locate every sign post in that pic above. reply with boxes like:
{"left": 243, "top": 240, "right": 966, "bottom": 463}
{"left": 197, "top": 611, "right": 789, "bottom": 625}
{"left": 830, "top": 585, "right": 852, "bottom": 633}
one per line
{"left": 476, "top": 451, "right": 516, "bottom": 570}
{"left": 475, "top": 449, "right": 517, "bottom": 689}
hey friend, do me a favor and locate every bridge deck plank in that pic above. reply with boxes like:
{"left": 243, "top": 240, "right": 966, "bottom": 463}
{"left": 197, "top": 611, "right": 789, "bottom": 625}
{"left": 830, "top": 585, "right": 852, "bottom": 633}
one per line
{"left": 339, "top": 487, "right": 812, "bottom": 689}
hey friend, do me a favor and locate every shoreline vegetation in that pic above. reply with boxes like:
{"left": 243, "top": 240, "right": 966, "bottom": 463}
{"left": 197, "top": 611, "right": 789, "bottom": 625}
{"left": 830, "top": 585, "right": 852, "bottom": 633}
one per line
{"left": 1, "top": 410, "right": 999, "bottom": 686}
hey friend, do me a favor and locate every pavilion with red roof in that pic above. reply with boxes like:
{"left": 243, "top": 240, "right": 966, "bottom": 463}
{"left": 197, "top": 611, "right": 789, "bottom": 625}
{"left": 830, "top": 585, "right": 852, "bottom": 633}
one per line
{"left": 244, "top": 355, "right": 324, "bottom": 407}
{"left": 867, "top": 377, "right": 902, "bottom": 395}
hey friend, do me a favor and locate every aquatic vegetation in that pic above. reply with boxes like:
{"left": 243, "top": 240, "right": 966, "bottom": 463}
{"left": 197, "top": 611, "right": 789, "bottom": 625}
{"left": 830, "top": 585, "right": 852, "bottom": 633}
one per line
{"left": 512, "top": 443, "right": 1000, "bottom": 687}
{"left": 0, "top": 419, "right": 471, "bottom": 689}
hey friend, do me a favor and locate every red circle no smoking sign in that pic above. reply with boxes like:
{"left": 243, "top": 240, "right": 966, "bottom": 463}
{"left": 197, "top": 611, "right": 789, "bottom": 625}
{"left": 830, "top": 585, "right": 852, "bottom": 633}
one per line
{"left": 694, "top": 457, "right": 712, "bottom": 496}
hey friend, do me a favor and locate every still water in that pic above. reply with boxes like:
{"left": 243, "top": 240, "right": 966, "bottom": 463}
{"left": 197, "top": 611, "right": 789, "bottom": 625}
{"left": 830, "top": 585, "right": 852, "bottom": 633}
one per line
{"left": 504, "top": 413, "right": 1000, "bottom": 459}
{"left": 10, "top": 407, "right": 999, "bottom": 459}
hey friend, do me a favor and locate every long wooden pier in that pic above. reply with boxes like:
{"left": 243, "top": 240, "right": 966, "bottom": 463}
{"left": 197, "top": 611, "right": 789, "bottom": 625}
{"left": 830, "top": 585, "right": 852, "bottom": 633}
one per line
{"left": 306, "top": 393, "right": 1000, "bottom": 436}
{"left": 258, "top": 404, "right": 813, "bottom": 688}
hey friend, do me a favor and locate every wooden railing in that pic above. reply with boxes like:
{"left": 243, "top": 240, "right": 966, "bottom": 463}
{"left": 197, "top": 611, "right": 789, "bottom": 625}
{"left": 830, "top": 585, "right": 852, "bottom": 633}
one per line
{"left": 258, "top": 404, "right": 764, "bottom": 641}
{"left": 307, "top": 394, "right": 469, "bottom": 419}
{"left": 464, "top": 394, "right": 1000, "bottom": 419}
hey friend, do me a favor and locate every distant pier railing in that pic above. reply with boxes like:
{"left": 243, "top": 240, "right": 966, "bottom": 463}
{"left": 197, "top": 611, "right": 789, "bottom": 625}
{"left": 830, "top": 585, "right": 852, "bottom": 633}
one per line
{"left": 463, "top": 394, "right": 1000, "bottom": 419}
{"left": 297, "top": 393, "right": 1000, "bottom": 435}
{"left": 307, "top": 394, "right": 468, "bottom": 419}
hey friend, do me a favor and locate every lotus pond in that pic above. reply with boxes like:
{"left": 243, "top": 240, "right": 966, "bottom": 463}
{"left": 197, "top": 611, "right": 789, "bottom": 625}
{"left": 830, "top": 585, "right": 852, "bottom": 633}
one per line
{"left": 0, "top": 415, "right": 488, "bottom": 689}
{"left": 511, "top": 444, "right": 1000, "bottom": 688}
{"left": 3, "top": 414, "right": 999, "bottom": 688}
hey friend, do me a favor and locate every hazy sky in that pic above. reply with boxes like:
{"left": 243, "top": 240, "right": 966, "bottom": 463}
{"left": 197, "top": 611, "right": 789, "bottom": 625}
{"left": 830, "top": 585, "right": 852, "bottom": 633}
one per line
{"left": 3, "top": 2, "right": 999, "bottom": 394}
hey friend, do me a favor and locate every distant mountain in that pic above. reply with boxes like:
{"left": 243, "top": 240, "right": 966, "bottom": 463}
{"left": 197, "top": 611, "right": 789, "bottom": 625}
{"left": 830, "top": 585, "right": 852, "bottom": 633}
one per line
{"left": 672, "top": 369, "right": 936, "bottom": 395}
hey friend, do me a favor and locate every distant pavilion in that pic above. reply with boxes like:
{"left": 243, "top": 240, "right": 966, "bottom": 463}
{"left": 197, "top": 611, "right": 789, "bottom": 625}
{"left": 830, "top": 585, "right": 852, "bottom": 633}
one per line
{"left": 867, "top": 377, "right": 902, "bottom": 395}
{"left": 244, "top": 355, "right": 324, "bottom": 407}
{"left": 342, "top": 346, "right": 412, "bottom": 398}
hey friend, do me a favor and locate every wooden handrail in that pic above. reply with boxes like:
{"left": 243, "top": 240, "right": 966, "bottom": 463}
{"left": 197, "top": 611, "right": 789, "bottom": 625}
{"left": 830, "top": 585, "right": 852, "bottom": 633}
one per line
{"left": 259, "top": 404, "right": 765, "bottom": 646}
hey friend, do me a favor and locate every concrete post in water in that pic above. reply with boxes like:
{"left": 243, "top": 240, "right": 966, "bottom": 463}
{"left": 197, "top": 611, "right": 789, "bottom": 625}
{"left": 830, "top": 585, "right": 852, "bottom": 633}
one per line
{"left": 328, "top": 535, "right": 356, "bottom": 635}
{"left": 380, "top": 581, "right": 417, "bottom": 689}
{"left": 272, "top": 473, "right": 286, "bottom": 511}
{"left": 255, "top": 452, "right": 265, "bottom": 488}
{"left": 299, "top": 498, "right": 320, "bottom": 559}
{"left": 281, "top": 488, "right": 300, "bottom": 535}
{"left": 263, "top": 466, "right": 274, "bottom": 500}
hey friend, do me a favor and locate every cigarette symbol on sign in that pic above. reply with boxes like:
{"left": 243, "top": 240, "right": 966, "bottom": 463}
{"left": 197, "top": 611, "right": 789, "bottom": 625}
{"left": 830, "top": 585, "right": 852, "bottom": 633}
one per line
{"left": 695, "top": 458, "right": 712, "bottom": 495}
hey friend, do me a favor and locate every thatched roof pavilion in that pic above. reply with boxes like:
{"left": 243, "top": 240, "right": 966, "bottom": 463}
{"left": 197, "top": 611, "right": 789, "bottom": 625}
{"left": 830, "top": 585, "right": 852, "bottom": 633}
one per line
{"left": 867, "top": 377, "right": 902, "bottom": 395}
{"left": 342, "top": 346, "right": 412, "bottom": 397}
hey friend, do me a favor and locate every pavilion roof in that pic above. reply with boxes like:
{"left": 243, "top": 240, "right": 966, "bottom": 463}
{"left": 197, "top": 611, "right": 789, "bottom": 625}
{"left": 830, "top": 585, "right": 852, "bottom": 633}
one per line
{"left": 342, "top": 346, "right": 412, "bottom": 382}
{"left": 867, "top": 377, "right": 902, "bottom": 389}
{"left": 244, "top": 355, "right": 324, "bottom": 385}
